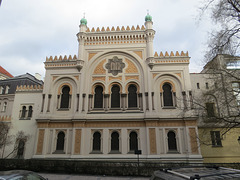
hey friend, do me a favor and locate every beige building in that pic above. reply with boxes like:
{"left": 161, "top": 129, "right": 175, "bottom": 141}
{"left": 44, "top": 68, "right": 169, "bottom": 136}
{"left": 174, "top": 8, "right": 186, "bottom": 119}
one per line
{"left": 190, "top": 54, "right": 240, "bottom": 163}
{"left": 3, "top": 14, "right": 202, "bottom": 162}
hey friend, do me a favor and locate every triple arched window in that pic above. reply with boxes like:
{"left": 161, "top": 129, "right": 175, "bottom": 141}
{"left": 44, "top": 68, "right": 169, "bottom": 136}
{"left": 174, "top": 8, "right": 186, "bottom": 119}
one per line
{"left": 92, "top": 83, "right": 139, "bottom": 110}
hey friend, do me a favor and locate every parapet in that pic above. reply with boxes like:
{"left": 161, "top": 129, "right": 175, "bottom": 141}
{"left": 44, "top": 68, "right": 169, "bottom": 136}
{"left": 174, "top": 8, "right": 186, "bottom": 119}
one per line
{"left": 16, "top": 85, "right": 43, "bottom": 92}
{"left": 154, "top": 51, "right": 189, "bottom": 58}
{"left": 46, "top": 55, "right": 78, "bottom": 62}
{"left": 86, "top": 25, "right": 145, "bottom": 33}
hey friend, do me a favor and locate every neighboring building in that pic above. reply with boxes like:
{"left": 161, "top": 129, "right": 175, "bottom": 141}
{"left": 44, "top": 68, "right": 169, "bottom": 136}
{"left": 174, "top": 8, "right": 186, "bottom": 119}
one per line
{"left": 0, "top": 66, "right": 13, "bottom": 80}
{"left": 190, "top": 54, "right": 240, "bottom": 163}
{"left": 3, "top": 14, "right": 203, "bottom": 161}
{"left": 0, "top": 73, "right": 43, "bottom": 158}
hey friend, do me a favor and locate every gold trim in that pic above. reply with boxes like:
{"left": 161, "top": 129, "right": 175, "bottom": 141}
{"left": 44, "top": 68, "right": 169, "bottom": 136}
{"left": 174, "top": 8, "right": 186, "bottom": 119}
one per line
{"left": 92, "top": 77, "right": 106, "bottom": 82}
{"left": 93, "top": 59, "right": 106, "bottom": 74}
{"left": 109, "top": 76, "right": 122, "bottom": 81}
{"left": 149, "top": 128, "right": 157, "bottom": 154}
{"left": 160, "top": 80, "right": 176, "bottom": 93}
{"left": 152, "top": 73, "right": 158, "bottom": 79}
{"left": 125, "top": 76, "right": 139, "bottom": 81}
{"left": 74, "top": 129, "right": 81, "bottom": 154}
{"left": 88, "top": 53, "right": 97, "bottom": 61}
{"left": 36, "top": 129, "right": 45, "bottom": 155}
{"left": 125, "top": 58, "right": 138, "bottom": 74}
{"left": 58, "top": 83, "right": 73, "bottom": 95}
{"left": 133, "top": 51, "right": 143, "bottom": 59}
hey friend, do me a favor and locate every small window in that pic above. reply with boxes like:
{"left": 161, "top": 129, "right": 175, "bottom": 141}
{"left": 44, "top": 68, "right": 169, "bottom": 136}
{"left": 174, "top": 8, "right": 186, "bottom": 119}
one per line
{"left": 167, "top": 131, "right": 177, "bottom": 151}
{"left": 5, "top": 86, "right": 9, "bottom": 94}
{"left": 111, "top": 131, "right": 119, "bottom": 152}
{"left": 206, "top": 103, "right": 215, "bottom": 117}
{"left": 2, "top": 102, "right": 7, "bottom": 112}
{"left": 17, "top": 140, "right": 25, "bottom": 159}
{"left": 92, "top": 131, "right": 101, "bottom": 151}
{"left": 56, "top": 131, "right": 65, "bottom": 151}
{"left": 0, "top": 86, "right": 4, "bottom": 94}
{"left": 28, "top": 106, "right": 33, "bottom": 118}
{"left": 197, "top": 83, "right": 200, "bottom": 89}
{"left": 21, "top": 106, "right": 27, "bottom": 118}
{"left": 206, "top": 83, "right": 209, "bottom": 89}
{"left": 129, "top": 131, "right": 138, "bottom": 151}
{"left": 210, "top": 131, "right": 222, "bottom": 146}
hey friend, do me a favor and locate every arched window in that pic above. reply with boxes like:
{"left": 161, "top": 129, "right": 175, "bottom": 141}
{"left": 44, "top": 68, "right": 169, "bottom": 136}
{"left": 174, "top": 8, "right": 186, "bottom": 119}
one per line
{"left": 2, "top": 102, "right": 7, "bottom": 112}
{"left": 167, "top": 131, "right": 177, "bottom": 151}
{"left": 94, "top": 86, "right": 103, "bottom": 108}
{"left": 27, "top": 106, "right": 33, "bottom": 118}
{"left": 111, "top": 85, "right": 120, "bottom": 108}
{"left": 111, "top": 131, "right": 119, "bottom": 151}
{"left": 17, "top": 140, "right": 25, "bottom": 159}
{"left": 60, "top": 86, "right": 70, "bottom": 108}
{"left": 21, "top": 106, "right": 26, "bottom": 118}
{"left": 128, "top": 84, "right": 137, "bottom": 108}
{"left": 56, "top": 131, "right": 65, "bottom": 151}
{"left": 163, "top": 83, "right": 173, "bottom": 106}
{"left": 93, "top": 131, "right": 101, "bottom": 151}
{"left": 129, "top": 131, "right": 138, "bottom": 151}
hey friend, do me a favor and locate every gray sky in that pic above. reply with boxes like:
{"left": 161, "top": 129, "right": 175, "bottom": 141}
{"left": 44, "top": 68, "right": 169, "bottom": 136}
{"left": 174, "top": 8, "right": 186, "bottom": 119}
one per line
{"left": 0, "top": 0, "right": 211, "bottom": 78}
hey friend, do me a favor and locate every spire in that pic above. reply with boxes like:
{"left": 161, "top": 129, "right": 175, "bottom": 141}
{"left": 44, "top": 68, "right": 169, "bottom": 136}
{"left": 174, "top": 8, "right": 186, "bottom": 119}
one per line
{"left": 80, "top": 13, "right": 87, "bottom": 25}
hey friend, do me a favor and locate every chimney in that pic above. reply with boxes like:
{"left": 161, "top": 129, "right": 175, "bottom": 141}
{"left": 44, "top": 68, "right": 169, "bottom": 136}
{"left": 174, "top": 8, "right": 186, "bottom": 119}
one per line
{"left": 35, "top": 73, "right": 42, "bottom": 81}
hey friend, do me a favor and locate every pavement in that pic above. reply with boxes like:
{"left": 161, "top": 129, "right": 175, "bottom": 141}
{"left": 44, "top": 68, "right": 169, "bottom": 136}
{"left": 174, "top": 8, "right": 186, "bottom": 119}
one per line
{"left": 39, "top": 173, "right": 150, "bottom": 180}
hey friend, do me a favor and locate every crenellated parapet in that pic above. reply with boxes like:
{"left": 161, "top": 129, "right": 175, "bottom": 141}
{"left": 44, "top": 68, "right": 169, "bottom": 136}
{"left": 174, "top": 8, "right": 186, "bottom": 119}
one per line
{"left": 154, "top": 51, "right": 189, "bottom": 58}
{"left": 0, "top": 116, "right": 11, "bottom": 122}
{"left": 16, "top": 85, "right": 43, "bottom": 92}
{"left": 86, "top": 25, "right": 145, "bottom": 33}
{"left": 44, "top": 55, "right": 84, "bottom": 71}
{"left": 148, "top": 51, "right": 190, "bottom": 69}
{"left": 78, "top": 25, "right": 147, "bottom": 46}
{"left": 45, "top": 55, "right": 78, "bottom": 62}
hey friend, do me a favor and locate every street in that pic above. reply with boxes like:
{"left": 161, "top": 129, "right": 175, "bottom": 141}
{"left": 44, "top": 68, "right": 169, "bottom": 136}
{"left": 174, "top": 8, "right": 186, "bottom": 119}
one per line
{"left": 39, "top": 173, "right": 150, "bottom": 180}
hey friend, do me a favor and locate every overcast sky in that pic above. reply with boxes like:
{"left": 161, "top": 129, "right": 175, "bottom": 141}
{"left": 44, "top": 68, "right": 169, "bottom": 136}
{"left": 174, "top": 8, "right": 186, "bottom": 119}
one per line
{"left": 0, "top": 0, "right": 212, "bottom": 79}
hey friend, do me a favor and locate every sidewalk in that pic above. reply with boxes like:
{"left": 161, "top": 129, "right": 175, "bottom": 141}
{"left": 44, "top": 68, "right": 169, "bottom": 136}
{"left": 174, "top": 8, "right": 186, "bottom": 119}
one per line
{"left": 39, "top": 173, "right": 150, "bottom": 180}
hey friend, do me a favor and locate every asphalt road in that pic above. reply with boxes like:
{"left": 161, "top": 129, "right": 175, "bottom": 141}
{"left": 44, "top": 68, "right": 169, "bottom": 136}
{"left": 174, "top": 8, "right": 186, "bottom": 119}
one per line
{"left": 39, "top": 173, "right": 150, "bottom": 180}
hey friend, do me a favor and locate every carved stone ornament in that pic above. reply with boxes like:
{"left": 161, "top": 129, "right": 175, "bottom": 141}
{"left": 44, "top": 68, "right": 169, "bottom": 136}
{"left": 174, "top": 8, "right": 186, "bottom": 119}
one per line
{"left": 105, "top": 56, "right": 125, "bottom": 76}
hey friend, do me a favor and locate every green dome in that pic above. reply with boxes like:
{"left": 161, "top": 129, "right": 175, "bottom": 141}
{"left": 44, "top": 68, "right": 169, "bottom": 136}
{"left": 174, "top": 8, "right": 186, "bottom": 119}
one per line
{"left": 145, "top": 14, "right": 152, "bottom": 22}
{"left": 80, "top": 18, "right": 87, "bottom": 25}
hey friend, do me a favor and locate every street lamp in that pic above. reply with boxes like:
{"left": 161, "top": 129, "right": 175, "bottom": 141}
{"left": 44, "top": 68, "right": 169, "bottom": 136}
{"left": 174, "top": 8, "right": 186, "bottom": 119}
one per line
{"left": 238, "top": 136, "right": 240, "bottom": 145}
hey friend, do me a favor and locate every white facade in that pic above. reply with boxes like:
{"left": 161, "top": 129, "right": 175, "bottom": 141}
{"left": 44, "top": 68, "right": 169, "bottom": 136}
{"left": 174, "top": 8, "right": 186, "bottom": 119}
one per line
{"left": 4, "top": 15, "right": 202, "bottom": 162}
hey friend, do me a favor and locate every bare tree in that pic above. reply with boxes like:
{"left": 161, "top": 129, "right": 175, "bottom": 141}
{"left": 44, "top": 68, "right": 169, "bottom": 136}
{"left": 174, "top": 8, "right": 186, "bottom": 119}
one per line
{"left": 0, "top": 122, "right": 12, "bottom": 158}
{"left": 0, "top": 123, "right": 30, "bottom": 159}
{"left": 200, "top": 0, "right": 240, "bottom": 62}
